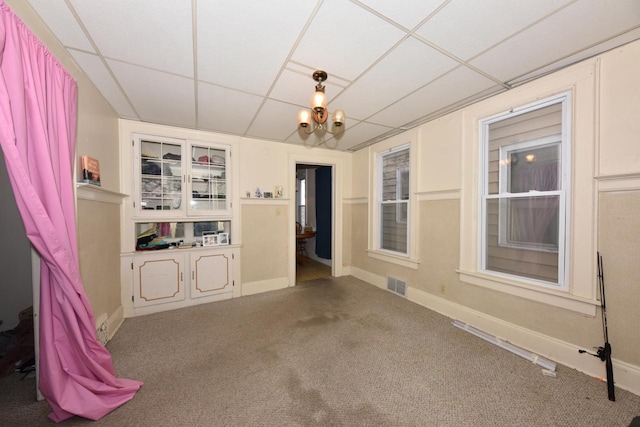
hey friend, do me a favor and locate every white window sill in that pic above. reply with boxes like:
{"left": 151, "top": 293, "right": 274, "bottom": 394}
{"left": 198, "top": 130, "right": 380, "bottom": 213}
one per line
{"left": 457, "top": 270, "right": 598, "bottom": 316}
{"left": 367, "top": 250, "right": 419, "bottom": 270}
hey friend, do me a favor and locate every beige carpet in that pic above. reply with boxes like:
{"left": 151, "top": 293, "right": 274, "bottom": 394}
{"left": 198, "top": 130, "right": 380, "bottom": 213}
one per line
{"left": 1, "top": 276, "right": 639, "bottom": 426}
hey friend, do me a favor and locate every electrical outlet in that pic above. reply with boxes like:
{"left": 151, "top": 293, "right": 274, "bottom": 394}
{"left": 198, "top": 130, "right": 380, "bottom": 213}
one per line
{"left": 275, "top": 208, "right": 281, "bottom": 216}
{"left": 440, "top": 284, "right": 446, "bottom": 294}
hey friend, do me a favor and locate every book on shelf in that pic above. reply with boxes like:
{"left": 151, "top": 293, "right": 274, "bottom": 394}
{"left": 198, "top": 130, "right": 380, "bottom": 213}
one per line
{"left": 80, "top": 155, "right": 101, "bottom": 186}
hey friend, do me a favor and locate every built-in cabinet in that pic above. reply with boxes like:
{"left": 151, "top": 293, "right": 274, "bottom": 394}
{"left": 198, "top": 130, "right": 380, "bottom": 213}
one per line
{"left": 122, "top": 130, "right": 240, "bottom": 317}
{"left": 132, "top": 247, "right": 236, "bottom": 311}
{"left": 134, "top": 133, "right": 231, "bottom": 217}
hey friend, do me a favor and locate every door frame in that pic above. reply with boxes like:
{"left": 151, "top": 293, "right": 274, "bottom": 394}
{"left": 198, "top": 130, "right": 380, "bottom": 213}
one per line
{"left": 288, "top": 153, "right": 344, "bottom": 286}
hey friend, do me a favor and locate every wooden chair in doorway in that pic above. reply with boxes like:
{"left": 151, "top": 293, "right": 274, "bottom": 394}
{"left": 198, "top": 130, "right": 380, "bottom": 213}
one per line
{"left": 296, "top": 221, "right": 309, "bottom": 264}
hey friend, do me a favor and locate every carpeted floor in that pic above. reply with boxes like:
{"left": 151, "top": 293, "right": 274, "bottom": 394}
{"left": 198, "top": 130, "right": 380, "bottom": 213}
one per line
{"left": 1, "top": 276, "right": 640, "bottom": 426}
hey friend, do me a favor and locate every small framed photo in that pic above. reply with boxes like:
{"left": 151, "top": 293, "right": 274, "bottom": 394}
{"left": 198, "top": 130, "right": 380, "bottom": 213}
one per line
{"left": 218, "top": 233, "right": 229, "bottom": 245}
{"left": 275, "top": 185, "right": 283, "bottom": 198}
{"left": 263, "top": 192, "right": 273, "bottom": 198}
{"left": 202, "top": 232, "right": 219, "bottom": 247}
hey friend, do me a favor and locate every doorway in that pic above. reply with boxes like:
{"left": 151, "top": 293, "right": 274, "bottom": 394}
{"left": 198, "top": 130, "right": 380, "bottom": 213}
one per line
{"left": 295, "top": 163, "right": 332, "bottom": 283}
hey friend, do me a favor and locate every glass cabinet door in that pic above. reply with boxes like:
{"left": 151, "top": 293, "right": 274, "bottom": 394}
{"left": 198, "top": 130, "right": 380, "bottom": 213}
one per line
{"left": 189, "top": 143, "right": 228, "bottom": 213}
{"left": 139, "top": 138, "right": 183, "bottom": 213}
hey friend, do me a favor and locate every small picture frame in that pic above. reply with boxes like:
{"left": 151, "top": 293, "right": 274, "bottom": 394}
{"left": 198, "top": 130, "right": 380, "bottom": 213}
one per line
{"left": 202, "top": 232, "right": 219, "bottom": 247}
{"left": 275, "top": 185, "right": 283, "bottom": 198}
{"left": 218, "top": 233, "right": 229, "bottom": 245}
{"left": 263, "top": 192, "right": 273, "bottom": 198}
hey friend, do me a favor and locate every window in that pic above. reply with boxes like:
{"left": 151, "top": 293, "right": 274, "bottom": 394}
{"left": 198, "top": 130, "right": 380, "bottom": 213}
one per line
{"left": 378, "top": 146, "right": 410, "bottom": 255}
{"left": 297, "top": 177, "right": 306, "bottom": 227}
{"left": 480, "top": 93, "right": 570, "bottom": 288}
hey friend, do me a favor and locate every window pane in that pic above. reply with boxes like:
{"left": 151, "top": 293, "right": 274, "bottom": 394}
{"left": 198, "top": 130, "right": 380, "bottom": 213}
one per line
{"left": 488, "top": 103, "right": 562, "bottom": 195}
{"left": 382, "top": 149, "right": 409, "bottom": 201}
{"left": 485, "top": 199, "right": 559, "bottom": 283}
{"left": 381, "top": 203, "right": 407, "bottom": 254}
{"left": 507, "top": 144, "right": 559, "bottom": 193}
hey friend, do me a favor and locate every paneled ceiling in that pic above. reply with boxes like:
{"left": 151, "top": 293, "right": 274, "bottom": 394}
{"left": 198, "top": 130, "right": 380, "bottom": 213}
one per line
{"left": 25, "top": 0, "right": 640, "bottom": 151}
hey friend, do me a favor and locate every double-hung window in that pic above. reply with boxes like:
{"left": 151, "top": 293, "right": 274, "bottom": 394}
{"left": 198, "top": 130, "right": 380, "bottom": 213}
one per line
{"left": 378, "top": 146, "right": 410, "bottom": 255}
{"left": 480, "top": 92, "right": 571, "bottom": 288}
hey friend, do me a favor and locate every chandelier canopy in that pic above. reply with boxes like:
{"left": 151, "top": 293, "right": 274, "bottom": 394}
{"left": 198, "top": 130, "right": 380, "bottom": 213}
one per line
{"left": 297, "top": 70, "right": 345, "bottom": 135}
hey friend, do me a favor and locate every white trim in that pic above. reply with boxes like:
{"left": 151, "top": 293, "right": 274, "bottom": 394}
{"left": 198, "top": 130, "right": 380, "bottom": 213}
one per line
{"left": 348, "top": 267, "right": 640, "bottom": 398}
{"left": 241, "top": 276, "right": 289, "bottom": 296}
{"left": 458, "top": 270, "right": 596, "bottom": 316}
{"left": 416, "top": 189, "right": 461, "bottom": 201}
{"left": 343, "top": 197, "right": 368, "bottom": 204}
{"left": 76, "top": 183, "right": 127, "bottom": 204}
{"left": 597, "top": 173, "right": 640, "bottom": 192}
{"left": 240, "top": 197, "right": 289, "bottom": 205}
{"left": 366, "top": 250, "right": 420, "bottom": 269}
{"left": 107, "top": 305, "right": 125, "bottom": 341}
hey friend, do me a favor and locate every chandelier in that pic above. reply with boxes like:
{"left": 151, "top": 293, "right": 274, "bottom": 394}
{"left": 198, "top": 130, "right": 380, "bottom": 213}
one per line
{"left": 297, "top": 70, "right": 345, "bottom": 135}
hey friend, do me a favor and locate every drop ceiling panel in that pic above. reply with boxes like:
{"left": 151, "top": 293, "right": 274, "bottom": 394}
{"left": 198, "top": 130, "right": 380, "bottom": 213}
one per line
{"left": 470, "top": 0, "right": 640, "bottom": 82}
{"left": 69, "top": 50, "right": 137, "bottom": 118}
{"left": 68, "top": 0, "right": 194, "bottom": 77}
{"left": 369, "top": 66, "right": 498, "bottom": 128}
{"left": 357, "top": 0, "right": 447, "bottom": 29}
{"left": 198, "top": 83, "right": 264, "bottom": 135}
{"left": 291, "top": 0, "right": 406, "bottom": 81}
{"left": 26, "top": 0, "right": 95, "bottom": 52}
{"left": 270, "top": 68, "right": 346, "bottom": 109}
{"left": 416, "top": 0, "right": 573, "bottom": 61}
{"left": 246, "top": 99, "right": 304, "bottom": 142}
{"left": 108, "top": 60, "right": 195, "bottom": 129}
{"left": 334, "top": 36, "right": 459, "bottom": 121}
{"left": 510, "top": 29, "right": 640, "bottom": 86}
{"left": 196, "top": 0, "right": 317, "bottom": 95}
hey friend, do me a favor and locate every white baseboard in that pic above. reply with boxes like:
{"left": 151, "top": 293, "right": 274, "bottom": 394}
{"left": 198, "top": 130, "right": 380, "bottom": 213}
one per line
{"left": 242, "top": 276, "right": 289, "bottom": 296}
{"left": 107, "top": 305, "right": 125, "bottom": 341}
{"left": 349, "top": 267, "right": 640, "bottom": 397}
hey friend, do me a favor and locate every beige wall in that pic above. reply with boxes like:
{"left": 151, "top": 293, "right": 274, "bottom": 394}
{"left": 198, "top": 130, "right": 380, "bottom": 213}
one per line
{"left": 6, "top": 0, "right": 122, "bottom": 324}
{"left": 348, "top": 39, "right": 640, "bottom": 378}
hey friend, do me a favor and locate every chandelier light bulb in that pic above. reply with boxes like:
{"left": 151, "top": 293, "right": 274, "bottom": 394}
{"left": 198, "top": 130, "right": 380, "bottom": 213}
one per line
{"left": 297, "top": 70, "right": 345, "bottom": 136}
{"left": 298, "top": 109, "right": 311, "bottom": 127}
{"left": 311, "top": 91, "right": 326, "bottom": 115}
{"left": 332, "top": 109, "right": 345, "bottom": 126}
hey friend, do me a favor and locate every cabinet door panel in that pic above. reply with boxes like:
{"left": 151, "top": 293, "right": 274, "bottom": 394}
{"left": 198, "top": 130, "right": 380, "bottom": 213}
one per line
{"left": 134, "top": 255, "right": 185, "bottom": 307}
{"left": 191, "top": 252, "right": 232, "bottom": 299}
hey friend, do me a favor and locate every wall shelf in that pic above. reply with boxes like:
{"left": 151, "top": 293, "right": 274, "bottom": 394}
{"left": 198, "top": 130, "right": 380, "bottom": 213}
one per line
{"left": 76, "top": 182, "right": 128, "bottom": 205}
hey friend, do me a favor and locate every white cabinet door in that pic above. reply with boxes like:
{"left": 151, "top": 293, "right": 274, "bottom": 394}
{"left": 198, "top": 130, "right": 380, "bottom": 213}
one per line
{"left": 190, "top": 249, "right": 233, "bottom": 299}
{"left": 134, "top": 133, "right": 186, "bottom": 218}
{"left": 187, "top": 141, "right": 231, "bottom": 216}
{"left": 133, "top": 253, "right": 186, "bottom": 308}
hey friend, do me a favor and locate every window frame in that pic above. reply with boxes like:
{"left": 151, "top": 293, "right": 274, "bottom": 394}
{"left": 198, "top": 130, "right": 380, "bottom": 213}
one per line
{"left": 376, "top": 145, "right": 410, "bottom": 257}
{"left": 479, "top": 92, "right": 571, "bottom": 290}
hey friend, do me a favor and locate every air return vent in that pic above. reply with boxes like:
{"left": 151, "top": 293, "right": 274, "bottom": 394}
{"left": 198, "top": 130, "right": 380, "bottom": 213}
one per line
{"left": 387, "top": 276, "right": 407, "bottom": 297}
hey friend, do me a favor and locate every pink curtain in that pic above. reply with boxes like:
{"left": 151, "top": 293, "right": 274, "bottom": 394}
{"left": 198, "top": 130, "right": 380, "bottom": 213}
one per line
{"left": 0, "top": 2, "right": 142, "bottom": 423}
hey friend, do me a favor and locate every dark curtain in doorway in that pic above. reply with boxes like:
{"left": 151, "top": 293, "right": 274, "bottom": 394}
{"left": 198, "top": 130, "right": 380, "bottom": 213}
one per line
{"left": 315, "top": 166, "right": 332, "bottom": 259}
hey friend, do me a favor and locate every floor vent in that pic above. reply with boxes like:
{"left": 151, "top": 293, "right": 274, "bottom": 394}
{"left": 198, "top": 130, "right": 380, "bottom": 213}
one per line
{"left": 96, "top": 314, "right": 109, "bottom": 346}
{"left": 387, "top": 276, "right": 407, "bottom": 297}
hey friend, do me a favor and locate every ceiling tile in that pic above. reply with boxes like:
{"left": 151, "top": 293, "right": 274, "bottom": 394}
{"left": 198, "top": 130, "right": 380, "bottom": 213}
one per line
{"left": 198, "top": 83, "right": 264, "bottom": 135}
{"left": 357, "top": 0, "right": 446, "bottom": 29}
{"left": 107, "top": 60, "right": 195, "bottom": 129}
{"left": 470, "top": 0, "right": 640, "bottom": 82}
{"left": 292, "top": 0, "right": 407, "bottom": 81}
{"left": 26, "top": 0, "right": 95, "bottom": 52}
{"left": 416, "top": 0, "right": 573, "bottom": 61}
{"left": 334, "top": 36, "right": 459, "bottom": 121}
{"left": 246, "top": 99, "right": 304, "bottom": 142}
{"left": 510, "top": 29, "right": 640, "bottom": 86}
{"left": 69, "top": 50, "right": 137, "bottom": 118}
{"left": 369, "top": 66, "right": 498, "bottom": 127}
{"left": 197, "top": 0, "right": 317, "bottom": 95}
{"left": 270, "top": 68, "right": 346, "bottom": 109}
{"left": 68, "top": 0, "right": 194, "bottom": 77}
